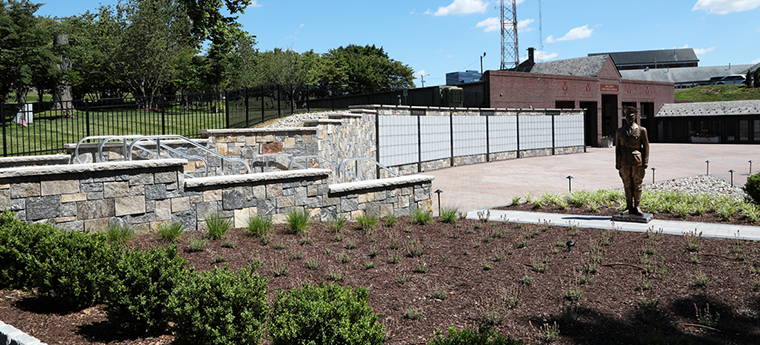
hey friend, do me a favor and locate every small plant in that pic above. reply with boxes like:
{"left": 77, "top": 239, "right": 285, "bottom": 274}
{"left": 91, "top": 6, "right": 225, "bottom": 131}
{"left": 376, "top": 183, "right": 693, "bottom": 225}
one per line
{"left": 285, "top": 208, "right": 311, "bottom": 235}
{"left": 431, "top": 289, "right": 447, "bottom": 300}
{"left": 221, "top": 240, "right": 234, "bottom": 248}
{"left": 493, "top": 252, "right": 506, "bottom": 262}
{"left": 344, "top": 241, "right": 357, "bottom": 250}
{"left": 328, "top": 272, "right": 344, "bottom": 281}
{"left": 356, "top": 214, "right": 378, "bottom": 232}
{"left": 273, "top": 264, "right": 289, "bottom": 277}
{"left": 404, "top": 307, "right": 424, "bottom": 320}
{"left": 638, "top": 275, "right": 652, "bottom": 290}
{"left": 516, "top": 240, "right": 528, "bottom": 248}
{"left": 404, "top": 227, "right": 414, "bottom": 233}
{"left": 511, "top": 195, "right": 522, "bottom": 205}
{"left": 482, "top": 263, "right": 492, "bottom": 270}
{"left": 388, "top": 254, "right": 402, "bottom": 264}
{"left": 683, "top": 229, "right": 703, "bottom": 252}
{"left": 246, "top": 215, "right": 272, "bottom": 238}
{"left": 300, "top": 237, "right": 312, "bottom": 245}
{"left": 333, "top": 234, "right": 345, "bottom": 242}
{"left": 273, "top": 242, "right": 285, "bottom": 250}
{"left": 690, "top": 255, "right": 702, "bottom": 264}
{"left": 383, "top": 213, "right": 397, "bottom": 227}
{"left": 106, "top": 223, "right": 134, "bottom": 244}
{"left": 339, "top": 252, "right": 351, "bottom": 263}
{"left": 323, "top": 248, "right": 332, "bottom": 255}
{"left": 291, "top": 252, "right": 304, "bottom": 260}
{"left": 406, "top": 240, "right": 424, "bottom": 258}
{"left": 187, "top": 237, "right": 207, "bottom": 252}
{"left": 412, "top": 208, "right": 433, "bottom": 225}
{"left": 396, "top": 274, "right": 410, "bottom": 284}
{"left": 157, "top": 221, "right": 184, "bottom": 242}
{"left": 213, "top": 255, "right": 227, "bottom": 263}
{"left": 306, "top": 259, "right": 320, "bottom": 270}
{"left": 439, "top": 207, "right": 459, "bottom": 223}
{"left": 565, "top": 287, "right": 584, "bottom": 301}
{"left": 695, "top": 303, "right": 720, "bottom": 327}
{"left": 520, "top": 275, "right": 534, "bottom": 285}
{"left": 413, "top": 262, "right": 429, "bottom": 273}
{"left": 477, "top": 209, "right": 491, "bottom": 222}
{"left": 473, "top": 241, "right": 481, "bottom": 248}
{"left": 205, "top": 213, "right": 231, "bottom": 240}
{"left": 693, "top": 270, "right": 710, "bottom": 287}
{"left": 531, "top": 259, "right": 547, "bottom": 273}
{"left": 326, "top": 215, "right": 347, "bottom": 233}
{"left": 533, "top": 321, "right": 560, "bottom": 343}
{"left": 368, "top": 247, "right": 380, "bottom": 257}
{"left": 364, "top": 262, "right": 375, "bottom": 269}
{"left": 575, "top": 272, "right": 594, "bottom": 285}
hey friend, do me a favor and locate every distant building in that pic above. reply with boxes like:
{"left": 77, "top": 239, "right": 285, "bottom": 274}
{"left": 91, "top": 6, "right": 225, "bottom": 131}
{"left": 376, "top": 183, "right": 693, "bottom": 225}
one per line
{"left": 620, "top": 64, "right": 752, "bottom": 89}
{"left": 589, "top": 48, "right": 699, "bottom": 70}
{"left": 655, "top": 100, "right": 760, "bottom": 143}
{"left": 446, "top": 70, "right": 481, "bottom": 85}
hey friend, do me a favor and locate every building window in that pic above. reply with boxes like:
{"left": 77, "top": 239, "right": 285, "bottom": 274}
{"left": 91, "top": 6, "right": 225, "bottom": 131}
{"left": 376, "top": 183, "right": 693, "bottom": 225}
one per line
{"left": 740, "top": 120, "right": 749, "bottom": 141}
{"left": 755, "top": 120, "right": 760, "bottom": 141}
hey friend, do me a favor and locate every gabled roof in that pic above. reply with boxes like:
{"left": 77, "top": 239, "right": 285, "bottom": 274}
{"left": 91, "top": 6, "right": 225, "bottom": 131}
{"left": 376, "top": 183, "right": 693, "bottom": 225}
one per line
{"left": 589, "top": 48, "right": 698, "bottom": 66}
{"left": 526, "top": 55, "right": 611, "bottom": 78}
{"left": 620, "top": 65, "right": 752, "bottom": 84}
{"left": 656, "top": 100, "right": 760, "bottom": 118}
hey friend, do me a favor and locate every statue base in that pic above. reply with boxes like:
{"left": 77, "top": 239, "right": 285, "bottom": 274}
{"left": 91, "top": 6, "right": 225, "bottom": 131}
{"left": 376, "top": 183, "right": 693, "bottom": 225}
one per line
{"left": 612, "top": 211, "right": 653, "bottom": 223}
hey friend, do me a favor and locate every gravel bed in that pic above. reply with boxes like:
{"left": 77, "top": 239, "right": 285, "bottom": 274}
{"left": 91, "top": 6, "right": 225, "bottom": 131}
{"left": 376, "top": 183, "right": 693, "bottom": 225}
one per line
{"left": 253, "top": 112, "right": 341, "bottom": 128}
{"left": 645, "top": 174, "right": 747, "bottom": 200}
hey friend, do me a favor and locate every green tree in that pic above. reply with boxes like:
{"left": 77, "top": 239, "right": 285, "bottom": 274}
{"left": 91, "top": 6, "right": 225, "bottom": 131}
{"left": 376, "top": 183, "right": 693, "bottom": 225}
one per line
{"left": 320, "top": 44, "right": 415, "bottom": 92}
{"left": 0, "top": 0, "right": 57, "bottom": 105}
{"left": 745, "top": 69, "right": 753, "bottom": 87}
{"left": 754, "top": 69, "right": 760, "bottom": 88}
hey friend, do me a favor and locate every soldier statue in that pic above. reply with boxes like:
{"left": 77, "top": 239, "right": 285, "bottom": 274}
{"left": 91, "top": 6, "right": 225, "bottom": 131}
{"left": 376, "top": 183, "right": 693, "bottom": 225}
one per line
{"left": 615, "top": 107, "right": 649, "bottom": 216}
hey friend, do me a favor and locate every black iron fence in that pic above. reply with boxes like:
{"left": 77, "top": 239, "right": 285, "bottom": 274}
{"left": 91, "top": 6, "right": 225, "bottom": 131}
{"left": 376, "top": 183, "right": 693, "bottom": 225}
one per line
{"left": 1, "top": 83, "right": 485, "bottom": 157}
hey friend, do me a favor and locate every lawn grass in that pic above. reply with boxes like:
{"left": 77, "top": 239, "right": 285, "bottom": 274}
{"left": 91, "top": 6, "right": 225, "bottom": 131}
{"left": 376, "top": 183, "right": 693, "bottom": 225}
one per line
{"left": 675, "top": 84, "right": 760, "bottom": 102}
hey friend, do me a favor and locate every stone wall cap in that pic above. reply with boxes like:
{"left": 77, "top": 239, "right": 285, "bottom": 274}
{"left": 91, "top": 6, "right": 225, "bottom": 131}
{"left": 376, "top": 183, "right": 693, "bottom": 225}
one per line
{"left": 328, "top": 113, "right": 363, "bottom": 118}
{"left": 0, "top": 159, "right": 187, "bottom": 179}
{"left": 0, "top": 154, "right": 70, "bottom": 164}
{"left": 185, "top": 169, "right": 331, "bottom": 188}
{"left": 64, "top": 139, "right": 210, "bottom": 150}
{"left": 200, "top": 128, "right": 316, "bottom": 135}
{"left": 329, "top": 175, "right": 434, "bottom": 194}
{"left": 304, "top": 119, "right": 344, "bottom": 125}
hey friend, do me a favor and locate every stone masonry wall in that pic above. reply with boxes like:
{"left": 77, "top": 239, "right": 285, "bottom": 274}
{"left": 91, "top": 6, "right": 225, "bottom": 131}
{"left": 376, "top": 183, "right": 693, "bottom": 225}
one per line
{"left": 1, "top": 159, "right": 433, "bottom": 232}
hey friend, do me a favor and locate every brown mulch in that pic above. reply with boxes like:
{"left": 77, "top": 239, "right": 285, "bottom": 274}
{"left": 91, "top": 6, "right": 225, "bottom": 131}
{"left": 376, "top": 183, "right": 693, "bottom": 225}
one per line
{"left": 3, "top": 213, "right": 760, "bottom": 345}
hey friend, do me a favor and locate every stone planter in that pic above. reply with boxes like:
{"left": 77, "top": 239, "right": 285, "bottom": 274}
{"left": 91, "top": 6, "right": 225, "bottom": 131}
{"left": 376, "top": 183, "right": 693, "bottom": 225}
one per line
{"left": 691, "top": 136, "right": 720, "bottom": 143}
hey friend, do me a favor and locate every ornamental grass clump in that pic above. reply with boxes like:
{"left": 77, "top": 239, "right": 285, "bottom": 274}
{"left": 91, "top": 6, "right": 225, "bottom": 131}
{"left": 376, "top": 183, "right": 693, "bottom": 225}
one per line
{"left": 439, "top": 207, "right": 459, "bottom": 223}
{"left": 106, "top": 223, "right": 135, "bottom": 245}
{"left": 245, "top": 215, "right": 272, "bottom": 238}
{"left": 413, "top": 208, "right": 433, "bottom": 225}
{"left": 157, "top": 221, "right": 185, "bottom": 242}
{"left": 286, "top": 208, "right": 311, "bottom": 235}
{"left": 205, "top": 213, "right": 231, "bottom": 240}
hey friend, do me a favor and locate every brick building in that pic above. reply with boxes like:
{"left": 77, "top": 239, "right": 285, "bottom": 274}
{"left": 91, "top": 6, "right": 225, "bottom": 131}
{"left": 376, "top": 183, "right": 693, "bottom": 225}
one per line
{"left": 475, "top": 53, "right": 674, "bottom": 146}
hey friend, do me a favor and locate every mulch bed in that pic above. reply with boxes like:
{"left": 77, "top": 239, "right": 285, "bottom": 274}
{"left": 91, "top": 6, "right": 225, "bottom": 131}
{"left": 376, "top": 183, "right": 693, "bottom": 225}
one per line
{"left": 2, "top": 212, "right": 760, "bottom": 345}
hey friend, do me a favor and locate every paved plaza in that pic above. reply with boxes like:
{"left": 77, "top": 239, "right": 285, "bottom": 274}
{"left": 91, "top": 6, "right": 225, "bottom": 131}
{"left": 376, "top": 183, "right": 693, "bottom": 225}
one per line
{"left": 423, "top": 143, "right": 760, "bottom": 240}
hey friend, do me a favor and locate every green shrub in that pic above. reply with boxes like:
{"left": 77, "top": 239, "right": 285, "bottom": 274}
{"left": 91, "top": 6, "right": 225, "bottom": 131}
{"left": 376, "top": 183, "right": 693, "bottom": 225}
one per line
{"left": 383, "top": 213, "right": 397, "bottom": 227}
{"left": 269, "top": 282, "right": 386, "bottom": 345}
{"left": 157, "top": 221, "right": 185, "bottom": 242}
{"left": 106, "top": 245, "right": 188, "bottom": 335}
{"left": 326, "top": 215, "right": 347, "bottom": 232}
{"left": 428, "top": 324, "right": 523, "bottom": 345}
{"left": 745, "top": 173, "right": 760, "bottom": 205}
{"left": 412, "top": 208, "right": 433, "bottom": 225}
{"left": 245, "top": 215, "right": 272, "bottom": 238}
{"left": 168, "top": 265, "right": 269, "bottom": 345}
{"left": 356, "top": 214, "right": 378, "bottom": 231}
{"left": 106, "top": 223, "right": 134, "bottom": 244}
{"left": 439, "top": 207, "right": 459, "bottom": 223}
{"left": 286, "top": 208, "right": 311, "bottom": 235}
{"left": 31, "top": 229, "right": 119, "bottom": 311}
{"left": 0, "top": 211, "right": 58, "bottom": 289}
{"left": 205, "top": 213, "right": 231, "bottom": 240}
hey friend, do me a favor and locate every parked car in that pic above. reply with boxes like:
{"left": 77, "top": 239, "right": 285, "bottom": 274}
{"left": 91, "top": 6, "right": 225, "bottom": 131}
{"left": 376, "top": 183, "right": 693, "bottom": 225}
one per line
{"left": 710, "top": 74, "right": 746, "bottom": 85}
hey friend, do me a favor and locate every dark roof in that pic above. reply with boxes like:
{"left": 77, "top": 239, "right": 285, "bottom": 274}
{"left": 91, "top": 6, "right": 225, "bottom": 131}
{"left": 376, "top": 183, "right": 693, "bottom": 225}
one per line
{"left": 656, "top": 100, "right": 760, "bottom": 118}
{"left": 526, "top": 55, "right": 610, "bottom": 77}
{"left": 620, "top": 64, "right": 752, "bottom": 84}
{"left": 589, "top": 48, "right": 698, "bottom": 67}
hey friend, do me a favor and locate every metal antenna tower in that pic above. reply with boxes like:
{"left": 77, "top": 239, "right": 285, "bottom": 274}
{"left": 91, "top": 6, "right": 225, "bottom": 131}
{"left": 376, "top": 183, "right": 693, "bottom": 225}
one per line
{"left": 500, "top": 0, "right": 519, "bottom": 70}
{"left": 538, "top": 0, "right": 543, "bottom": 57}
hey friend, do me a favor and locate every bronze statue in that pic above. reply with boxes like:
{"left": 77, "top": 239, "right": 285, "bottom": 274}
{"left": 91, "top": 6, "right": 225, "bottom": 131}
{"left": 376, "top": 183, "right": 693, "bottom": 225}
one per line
{"left": 615, "top": 107, "right": 649, "bottom": 216}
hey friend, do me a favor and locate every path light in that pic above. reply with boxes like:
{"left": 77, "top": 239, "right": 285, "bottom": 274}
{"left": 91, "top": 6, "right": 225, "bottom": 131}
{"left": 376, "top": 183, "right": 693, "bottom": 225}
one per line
{"left": 434, "top": 189, "right": 443, "bottom": 214}
{"left": 705, "top": 160, "right": 710, "bottom": 175}
{"left": 566, "top": 240, "right": 575, "bottom": 252}
{"left": 750, "top": 160, "right": 754, "bottom": 175}
{"left": 729, "top": 169, "right": 735, "bottom": 185}
{"left": 566, "top": 175, "right": 573, "bottom": 192}
{"left": 650, "top": 167, "right": 656, "bottom": 184}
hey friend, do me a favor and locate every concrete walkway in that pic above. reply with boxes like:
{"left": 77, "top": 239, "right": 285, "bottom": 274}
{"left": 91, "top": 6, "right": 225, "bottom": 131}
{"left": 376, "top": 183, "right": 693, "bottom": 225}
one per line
{"left": 424, "top": 143, "right": 759, "bottom": 213}
{"left": 464, "top": 209, "right": 760, "bottom": 241}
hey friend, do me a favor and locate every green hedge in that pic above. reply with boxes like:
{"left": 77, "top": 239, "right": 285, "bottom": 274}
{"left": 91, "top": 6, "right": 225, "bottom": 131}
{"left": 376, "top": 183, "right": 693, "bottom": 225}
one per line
{"left": 168, "top": 265, "right": 269, "bottom": 345}
{"left": 269, "top": 283, "right": 386, "bottom": 345}
{"left": 0, "top": 211, "right": 58, "bottom": 289}
{"left": 745, "top": 173, "right": 760, "bottom": 205}
{"left": 105, "top": 245, "right": 188, "bottom": 335}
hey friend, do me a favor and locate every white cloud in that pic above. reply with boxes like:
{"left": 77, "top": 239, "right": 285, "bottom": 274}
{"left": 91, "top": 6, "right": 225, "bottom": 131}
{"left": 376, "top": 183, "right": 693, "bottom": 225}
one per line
{"left": 545, "top": 25, "right": 593, "bottom": 43}
{"left": 476, "top": 18, "right": 534, "bottom": 33}
{"left": 424, "top": 9, "right": 433, "bottom": 15}
{"left": 692, "top": 0, "right": 760, "bottom": 14}
{"left": 752, "top": 58, "right": 760, "bottom": 64}
{"left": 693, "top": 46, "right": 717, "bottom": 55}
{"left": 251, "top": 1, "right": 262, "bottom": 7}
{"left": 536, "top": 50, "right": 558, "bottom": 61}
{"left": 415, "top": 70, "right": 428, "bottom": 79}
{"left": 434, "top": 0, "right": 489, "bottom": 16}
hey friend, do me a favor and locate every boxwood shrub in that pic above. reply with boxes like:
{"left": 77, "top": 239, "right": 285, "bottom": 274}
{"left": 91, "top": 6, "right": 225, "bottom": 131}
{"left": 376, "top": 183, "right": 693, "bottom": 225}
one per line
{"left": 745, "top": 172, "right": 760, "bottom": 205}
{"left": 0, "top": 211, "right": 58, "bottom": 289}
{"left": 168, "top": 265, "right": 268, "bottom": 345}
{"left": 269, "top": 282, "right": 386, "bottom": 345}
{"left": 105, "top": 245, "right": 188, "bottom": 335}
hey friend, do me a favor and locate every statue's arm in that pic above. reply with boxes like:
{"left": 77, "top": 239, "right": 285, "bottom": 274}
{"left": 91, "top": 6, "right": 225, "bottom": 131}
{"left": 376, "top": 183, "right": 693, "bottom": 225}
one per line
{"left": 615, "top": 131, "right": 622, "bottom": 170}
{"left": 641, "top": 127, "right": 650, "bottom": 169}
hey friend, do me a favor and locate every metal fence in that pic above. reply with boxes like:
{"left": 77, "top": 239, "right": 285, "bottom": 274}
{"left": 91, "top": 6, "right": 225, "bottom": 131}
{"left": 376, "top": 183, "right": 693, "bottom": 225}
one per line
{"left": 377, "top": 112, "right": 585, "bottom": 167}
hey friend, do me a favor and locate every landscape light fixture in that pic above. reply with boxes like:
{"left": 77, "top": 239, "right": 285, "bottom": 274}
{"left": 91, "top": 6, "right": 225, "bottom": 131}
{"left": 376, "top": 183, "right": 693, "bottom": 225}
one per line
{"left": 650, "top": 167, "right": 656, "bottom": 184}
{"left": 566, "top": 175, "right": 573, "bottom": 192}
{"left": 434, "top": 189, "right": 443, "bottom": 214}
{"left": 729, "top": 169, "right": 735, "bottom": 185}
{"left": 750, "top": 160, "right": 753, "bottom": 175}
{"left": 705, "top": 160, "right": 710, "bottom": 175}
{"left": 566, "top": 240, "right": 575, "bottom": 252}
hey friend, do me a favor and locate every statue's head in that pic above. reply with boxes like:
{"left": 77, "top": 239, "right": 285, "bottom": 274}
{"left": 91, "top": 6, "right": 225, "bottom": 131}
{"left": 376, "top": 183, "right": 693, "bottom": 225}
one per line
{"left": 623, "top": 107, "right": 638, "bottom": 125}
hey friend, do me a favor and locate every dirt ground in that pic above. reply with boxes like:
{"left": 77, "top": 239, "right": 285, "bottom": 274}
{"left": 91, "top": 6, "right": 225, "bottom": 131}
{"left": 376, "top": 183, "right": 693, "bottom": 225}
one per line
{"left": 2, "top": 207, "right": 760, "bottom": 344}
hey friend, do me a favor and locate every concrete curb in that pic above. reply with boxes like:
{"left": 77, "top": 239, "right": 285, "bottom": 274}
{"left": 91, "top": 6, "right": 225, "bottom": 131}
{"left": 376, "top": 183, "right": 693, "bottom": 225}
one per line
{"left": 0, "top": 320, "right": 47, "bottom": 345}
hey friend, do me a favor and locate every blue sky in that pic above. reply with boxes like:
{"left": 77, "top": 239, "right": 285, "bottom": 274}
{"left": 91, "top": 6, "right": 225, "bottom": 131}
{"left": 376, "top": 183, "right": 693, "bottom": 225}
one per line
{"left": 37, "top": 0, "right": 760, "bottom": 87}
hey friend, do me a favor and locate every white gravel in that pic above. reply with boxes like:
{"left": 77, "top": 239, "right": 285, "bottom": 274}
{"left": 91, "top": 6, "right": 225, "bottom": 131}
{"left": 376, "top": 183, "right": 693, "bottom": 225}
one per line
{"left": 645, "top": 174, "right": 747, "bottom": 200}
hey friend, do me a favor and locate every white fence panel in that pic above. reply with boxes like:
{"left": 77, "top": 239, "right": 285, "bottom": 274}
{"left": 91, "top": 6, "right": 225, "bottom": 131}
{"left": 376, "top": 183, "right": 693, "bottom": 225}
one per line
{"left": 555, "top": 114, "right": 585, "bottom": 147}
{"left": 488, "top": 115, "right": 518, "bottom": 152}
{"left": 519, "top": 115, "right": 553, "bottom": 150}
{"left": 378, "top": 116, "right": 418, "bottom": 166}
{"left": 420, "top": 116, "right": 451, "bottom": 162}
{"left": 453, "top": 116, "right": 487, "bottom": 157}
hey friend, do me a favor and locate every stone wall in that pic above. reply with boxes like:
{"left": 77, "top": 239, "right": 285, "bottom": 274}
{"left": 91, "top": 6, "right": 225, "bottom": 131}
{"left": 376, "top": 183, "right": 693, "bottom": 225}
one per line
{"left": 0, "top": 159, "right": 433, "bottom": 232}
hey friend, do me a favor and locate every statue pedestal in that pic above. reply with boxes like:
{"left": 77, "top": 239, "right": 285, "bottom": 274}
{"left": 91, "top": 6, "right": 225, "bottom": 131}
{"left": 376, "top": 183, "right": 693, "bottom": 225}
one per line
{"left": 612, "top": 211, "right": 653, "bottom": 223}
